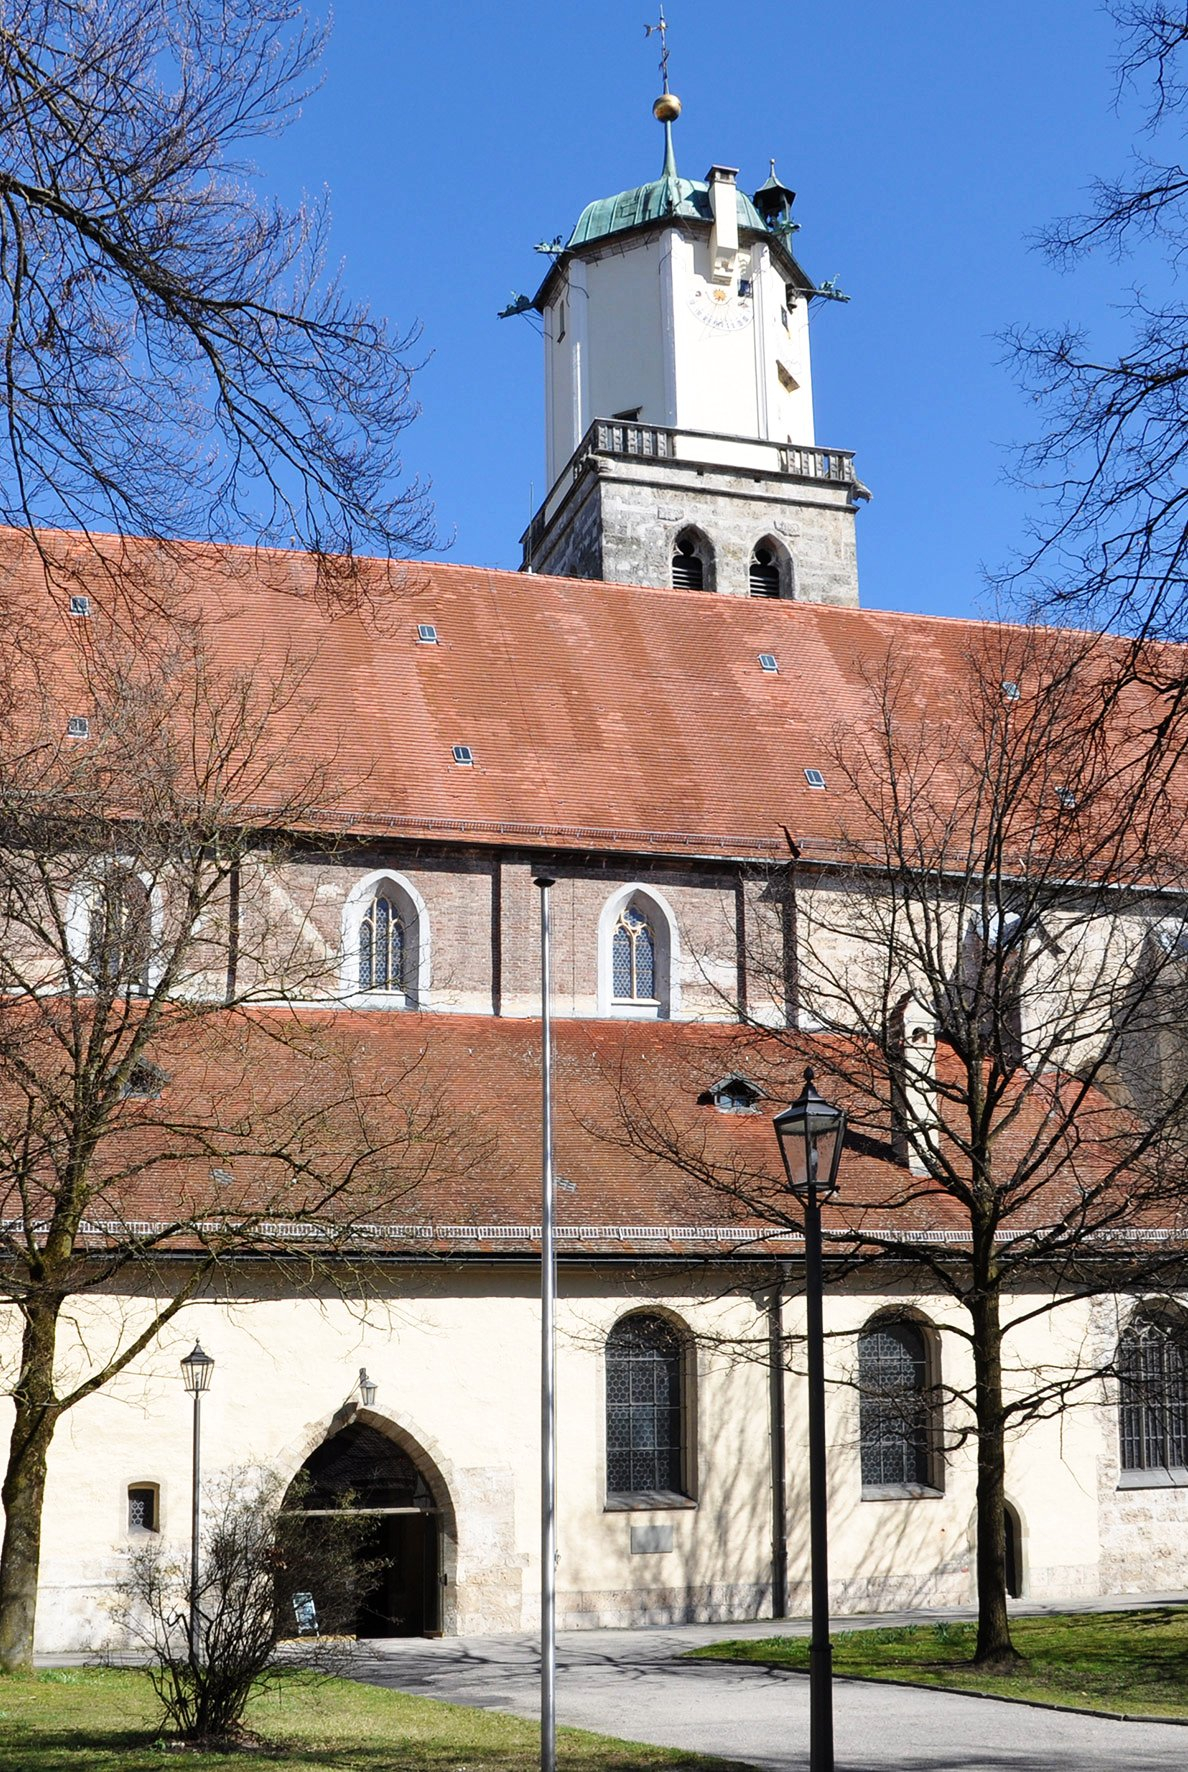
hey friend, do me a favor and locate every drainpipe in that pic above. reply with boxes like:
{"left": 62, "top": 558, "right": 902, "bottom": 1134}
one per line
{"left": 768, "top": 1264, "right": 789, "bottom": 1618}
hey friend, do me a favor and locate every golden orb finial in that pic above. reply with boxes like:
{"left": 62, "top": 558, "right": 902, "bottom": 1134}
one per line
{"left": 653, "top": 91, "right": 681, "bottom": 123}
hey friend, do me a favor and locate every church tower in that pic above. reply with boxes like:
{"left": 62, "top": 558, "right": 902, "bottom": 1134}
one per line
{"left": 518, "top": 79, "right": 867, "bottom": 604}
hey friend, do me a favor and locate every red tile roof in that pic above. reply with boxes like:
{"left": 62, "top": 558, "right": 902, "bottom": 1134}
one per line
{"left": 25, "top": 1008, "right": 1179, "bottom": 1259}
{"left": 12, "top": 528, "right": 1173, "bottom": 862}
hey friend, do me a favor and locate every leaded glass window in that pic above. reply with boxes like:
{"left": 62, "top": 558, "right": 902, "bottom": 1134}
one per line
{"left": 606, "top": 1314, "right": 686, "bottom": 1497}
{"left": 359, "top": 893, "right": 405, "bottom": 992}
{"left": 1119, "top": 1317, "right": 1188, "bottom": 1472}
{"left": 612, "top": 904, "right": 656, "bottom": 1000}
{"left": 127, "top": 1484, "right": 157, "bottom": 1530}
{"left": 858, "top": 1319, "right": 935, "bottom": 1489}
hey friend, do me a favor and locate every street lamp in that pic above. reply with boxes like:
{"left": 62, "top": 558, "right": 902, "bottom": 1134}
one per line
{"left": 772, "top": 1069, "right": 846, "bottom": 1772}
{"left": 180, "top": 1341, "right": 214, "bottom": 1666}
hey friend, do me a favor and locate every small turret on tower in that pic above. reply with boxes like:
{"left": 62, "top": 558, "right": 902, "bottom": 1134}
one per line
{"left": 517, "top": 67, "right": 867, "bottom": 605}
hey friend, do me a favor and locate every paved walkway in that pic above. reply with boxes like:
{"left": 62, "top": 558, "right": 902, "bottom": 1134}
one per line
{"left": 352, "top": 1600, "right": 1188, "bottom": 1772}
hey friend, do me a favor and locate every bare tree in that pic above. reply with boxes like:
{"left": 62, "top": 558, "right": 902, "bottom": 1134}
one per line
{"left": 0, "top": 600, "right": 484, "bottom": 1671}
{"left": 594, "top": 626, "right": 1188, "bottom": 1668}
{"left": 1007, "top": 5, "right": 1188, "bottom": 647}
{"left": 0, "top": 2, "right": 430, "bottom": 576}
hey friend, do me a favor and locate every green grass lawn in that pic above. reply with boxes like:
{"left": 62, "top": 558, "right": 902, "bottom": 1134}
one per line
{"left": 0, "top": 1666, "right": 732, "bottom": 1771}
{"left": 690, "top": 1608, "right": 1188, "bottom": 1719}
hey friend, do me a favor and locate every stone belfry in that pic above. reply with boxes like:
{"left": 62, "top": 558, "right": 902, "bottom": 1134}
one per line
{"left": 516, "top": 47, "right": 867, "bottom": 604}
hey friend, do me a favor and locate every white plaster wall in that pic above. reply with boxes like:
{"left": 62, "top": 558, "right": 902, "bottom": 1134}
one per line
{"left": 542, "top": 222, "right": 818, "bottom": 492}
{"left": 6, "top": 1265, "right": 1164, "bottom": 1653}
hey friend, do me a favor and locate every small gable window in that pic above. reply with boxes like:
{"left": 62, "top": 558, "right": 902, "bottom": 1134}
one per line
{"left": 359, "top": 893, "right": 405, "bottom": 994}
{"left": 613, "top": 903, "right": 656, "bottom": 1002}
{"left": 122, "top": 1060, "right": 166, "bottom": 1100}
{"left": 705, "top": 1074, "right": 762, "bottom": 1113}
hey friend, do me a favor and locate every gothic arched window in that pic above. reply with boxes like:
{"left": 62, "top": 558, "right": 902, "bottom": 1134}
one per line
{"left": 858, "top": 1317, "right": 940, "bottom": 1491}
{"left": 672, "top": 530, "right": 711, "bottom": 591}
{"left": 942, "top": 912, "right": 1024, "bottom": 1070}
{"left": 613, "top": 903, "right": 656, "bottom": 1002}
{"left": 605, "top": 1313, "right": 690, "bottom": 1500}
{"left": 88, "top": 867, "right": 151, "bottom": 995}
{"left": 359, "top": 893, "right": 406, "bottom": 993}
{"left": 749, "top": 542, "right": 781, "bottom": 597}
{"left": 1118, "top": 1314, "right": 1188, "bottom": 1475}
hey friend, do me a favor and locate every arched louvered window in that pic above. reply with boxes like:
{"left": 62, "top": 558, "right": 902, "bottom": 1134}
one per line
{"left": 858, "top": 1318, "right": 939, "bottom": 1490}
{"left": 749, "top": 543, "right": 781, "bottom": 597}
{"left": 672, "top": 531, "right": 707, "bottom": 591}
{"left": 1119, "top": 1315, "right": 1188, "bottom": 1474}
{"left": 613, "top": 903, "right": 656, "bottom": 1001}
{"left": 605, "top": 1314, "right": 689, "bottom": 1499}
{"left": 359, "top": 893, "right": 406, "bottom": 993}
{"left": 89, "top": 867, "right": 151, "bottom": 995}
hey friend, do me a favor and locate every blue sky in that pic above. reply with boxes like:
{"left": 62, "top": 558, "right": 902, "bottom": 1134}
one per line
{"left": 258, "top": 3, "right": 1164, "bottom": 618}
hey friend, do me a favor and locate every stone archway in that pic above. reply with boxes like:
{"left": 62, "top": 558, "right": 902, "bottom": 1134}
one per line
{"left": 284, "top": 1420, "right": 448, "bottom": 1638}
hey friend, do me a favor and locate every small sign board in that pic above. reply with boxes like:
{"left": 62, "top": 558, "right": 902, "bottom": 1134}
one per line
{"left": 292, "top": 1592, "right": 318, "bottom": 1635}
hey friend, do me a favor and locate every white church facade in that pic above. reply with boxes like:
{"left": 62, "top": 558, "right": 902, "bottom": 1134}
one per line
{"left": 6, "top": 92, "right": 1188, "bottom": 1657}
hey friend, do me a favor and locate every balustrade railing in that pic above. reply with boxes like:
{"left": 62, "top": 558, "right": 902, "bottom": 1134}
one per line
{"left": 523, "top": 421, "right": 857, "bottom": 561}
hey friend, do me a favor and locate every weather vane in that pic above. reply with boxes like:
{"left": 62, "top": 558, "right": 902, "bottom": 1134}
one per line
{"left": 645, "top": 6, "right": 672, "bottom": 94}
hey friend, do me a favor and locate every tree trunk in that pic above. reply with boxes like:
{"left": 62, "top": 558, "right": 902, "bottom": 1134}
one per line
{"left": 0, "top": 1303, "right": 63, "bottom": 1671}
{"left": 969, "top": 1286, "right": 1019, "bottom": 1668}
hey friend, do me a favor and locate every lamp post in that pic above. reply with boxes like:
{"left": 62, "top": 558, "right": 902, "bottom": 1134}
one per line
{"left": 180, "top": 1341, "right": 215, "bottom": 1666}
{"left": 772, "top": 1069, "right": 846, "bottom": 1772}
{"left": 534, "top": 875, "right": 557, "bottom": 1772}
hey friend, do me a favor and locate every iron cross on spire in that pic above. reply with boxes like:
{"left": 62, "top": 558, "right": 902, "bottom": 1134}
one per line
{"left": 645, "top": 5, "right": 672, "bottom": 93}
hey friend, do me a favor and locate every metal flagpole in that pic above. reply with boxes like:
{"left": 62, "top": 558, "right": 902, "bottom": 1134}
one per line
{"left": 535, "top": 875, "right": 557, "bottom": 1772}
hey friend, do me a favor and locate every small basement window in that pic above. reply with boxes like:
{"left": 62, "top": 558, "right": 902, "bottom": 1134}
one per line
{"left": 127, "top": 1484, "right": 158, "bottom": 1532}
{"left": 68, "top": 594, "right": 91, "bottom": 617}
{"left": 804, "top": 768, "right": 826, "bottom": 789}
{"left": 759, "top": 653, "right": 779, "bottom": 673}
{"left": 67, "top": 715, "right": 89, "bottom": 738}
{"left": 417, "top": 623, "right": 438, "bottom": 644}
{"left": 452, "top": 744, "right": 474, "bottom": 766}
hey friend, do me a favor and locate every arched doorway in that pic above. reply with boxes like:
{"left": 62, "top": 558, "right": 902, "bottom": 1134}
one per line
{"left": 285, "top": 1421, "right": 442, "bottom": 1637}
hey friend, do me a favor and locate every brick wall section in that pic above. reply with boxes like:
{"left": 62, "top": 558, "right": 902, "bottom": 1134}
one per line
{"left": 233, "top": 842, "right": 752, "bottom": 1023}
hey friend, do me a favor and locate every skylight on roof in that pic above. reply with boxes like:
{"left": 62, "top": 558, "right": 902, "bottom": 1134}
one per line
{"left": 417, "top": 623, "right": 438, "bottom": 643}
{"left": 804, "top": 767, "right": 826, "bottom": 789}
{"left": 759, "top": 653, "right": 778, "bottom": 673}
{"left": 1002, "top": 680, "right": 1021, "bottom": 702}
{"left": 67, "top": 715, "right": 89, "bottom": 738}
{"left": 1055, "top": 785, "right": 1078, "bottom": 809}
{"left": 452, "top": 744, "right": 474, "bottom": 766}
{"left": 69, "top": 594, "right": 91, "bottom": 617}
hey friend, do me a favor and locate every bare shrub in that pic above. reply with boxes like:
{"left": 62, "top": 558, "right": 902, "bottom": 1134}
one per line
{"left": 110, "top": 1466, "right": 379, "bottom": 1746}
